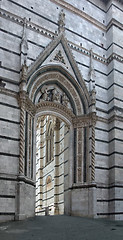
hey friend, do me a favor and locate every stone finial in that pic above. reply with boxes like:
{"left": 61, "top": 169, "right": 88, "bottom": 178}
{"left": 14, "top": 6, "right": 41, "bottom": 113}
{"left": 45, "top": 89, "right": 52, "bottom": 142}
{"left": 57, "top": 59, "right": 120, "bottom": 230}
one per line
{"left": 58, "top": 9, "right": 65, "bottom": 33}
{"left": 20, "top": 17, "right": 28, "bottom": 66}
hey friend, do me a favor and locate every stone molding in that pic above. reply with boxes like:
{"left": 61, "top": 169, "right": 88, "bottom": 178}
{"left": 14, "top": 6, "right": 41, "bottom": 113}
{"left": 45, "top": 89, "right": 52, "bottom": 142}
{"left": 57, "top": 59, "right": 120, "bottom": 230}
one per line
{"left": 107, "top": 52, "right": 123, "bottom": 64}
{"left": 107, "top": 18, "right": 123, "bottom": 32}
{"left": 1, "top": 9, "right": 123, "bottom": 66}
{"left": 0, "top": 8, "right": 54, "bottom": 39}
{"left": 27, "top": 33, "right": 85, "bottom": 92}
{"left": 26, "top": 31, "right": 92, "bottom": 115}
{"left": 98, "top": 115, "right": 123, "bottom": 123}
{"left": 28, "top": 71, "right": 84, "bottom": 115}
{"left": 36, "top": 101, "right": 74, "bottom": 123}
{"left": 18, "top": 91, "right": 35, "bottom": 115}
{"left": 0, "top": 87, "right": 18, "bottom": 99}
{"left": 50, "top": 0, "right": 106, "bottom": 31}
{"left": 72, "top": 182, "right": 97, "bottom": 189}
{"left": 68, "top": 42, "right": 123, "bottom": 65}
{"left": 50, "top": 0, "right": 123, "bottom": 32}
{"left": 17, "top": 173, "right": 35, "bottom": 186}
{"left": 18, "top": 89, "right": 97, "bottom": 183}
{"left": 18, "top": 93, "right": 97, "bottom": 128}
{"left": 73, "top": 113, "right": 97, "bottom": 128}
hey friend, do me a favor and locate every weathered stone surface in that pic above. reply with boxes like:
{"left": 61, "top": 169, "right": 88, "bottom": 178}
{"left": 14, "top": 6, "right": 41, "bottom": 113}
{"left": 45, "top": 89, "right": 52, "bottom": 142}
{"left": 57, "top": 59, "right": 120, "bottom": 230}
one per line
{"left": 0, "top": 0, "right": 123, "bottom": 221}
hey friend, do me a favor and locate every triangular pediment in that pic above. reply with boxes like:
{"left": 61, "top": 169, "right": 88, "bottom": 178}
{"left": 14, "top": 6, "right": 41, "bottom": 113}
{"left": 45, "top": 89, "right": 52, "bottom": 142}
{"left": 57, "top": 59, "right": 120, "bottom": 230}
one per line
{"left": 41, "top": 43, "right": 76, "bottom": 78}
{"left": 28, "top": 33, "right": 83, "bottom": 84}
{"left": 27, "top": 33, "right": 89, "bottom": 105}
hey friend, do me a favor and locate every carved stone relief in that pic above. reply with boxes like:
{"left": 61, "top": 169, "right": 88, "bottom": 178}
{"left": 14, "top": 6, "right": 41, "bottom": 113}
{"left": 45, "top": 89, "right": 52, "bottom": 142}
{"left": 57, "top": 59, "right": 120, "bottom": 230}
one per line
{"left": 52, "top": 50, "right": 66, "bottom": 64}
{"left": 39, "top": 85, "right": 73, "bottom": 111}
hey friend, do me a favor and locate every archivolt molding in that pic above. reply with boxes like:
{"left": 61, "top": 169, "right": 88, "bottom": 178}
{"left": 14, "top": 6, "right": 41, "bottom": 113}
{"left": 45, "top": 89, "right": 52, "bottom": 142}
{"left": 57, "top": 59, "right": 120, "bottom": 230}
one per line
{"left": 35, "top": 101, "right": 74, "bottom": 124}
{"left": 18, "top": 90, "right": 96, "bottom": 128}
{"left": 27, "top": 70, "right": 86, "bottom": 115}
{"left": 27, "top": 33, "right": 89, "bottom": 107}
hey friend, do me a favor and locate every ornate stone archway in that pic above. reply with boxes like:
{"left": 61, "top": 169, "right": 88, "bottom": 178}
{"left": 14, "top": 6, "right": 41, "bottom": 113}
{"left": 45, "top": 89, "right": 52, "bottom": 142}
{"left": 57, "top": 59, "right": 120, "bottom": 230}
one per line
{"left": 16, "top": 61, "right": 97, "bottom": 219}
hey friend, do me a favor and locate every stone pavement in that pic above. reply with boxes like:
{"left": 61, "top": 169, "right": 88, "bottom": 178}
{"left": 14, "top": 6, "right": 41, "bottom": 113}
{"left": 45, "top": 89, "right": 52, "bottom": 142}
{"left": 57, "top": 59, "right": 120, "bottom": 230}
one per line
{"left": 0, "top": 215, "right": 123, "bottom": 240}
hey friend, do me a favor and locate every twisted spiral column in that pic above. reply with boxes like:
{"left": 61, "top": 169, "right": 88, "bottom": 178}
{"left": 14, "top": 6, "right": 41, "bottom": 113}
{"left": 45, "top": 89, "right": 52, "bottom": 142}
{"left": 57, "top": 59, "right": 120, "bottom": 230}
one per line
{"left": 19, "top": 106, "right": 25, "bottom": 174}
{"left": 91, "top": 125, "right": 95, "bottom": 182}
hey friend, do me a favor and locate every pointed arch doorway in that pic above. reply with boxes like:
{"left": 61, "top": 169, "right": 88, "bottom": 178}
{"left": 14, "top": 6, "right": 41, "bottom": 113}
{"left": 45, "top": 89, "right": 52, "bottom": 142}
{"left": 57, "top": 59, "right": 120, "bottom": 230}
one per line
{"left": 17, "top": 45, "right": 97, "bottom": 219}
{"left": 35, "top": 113, "right": 72, "bottom": 215}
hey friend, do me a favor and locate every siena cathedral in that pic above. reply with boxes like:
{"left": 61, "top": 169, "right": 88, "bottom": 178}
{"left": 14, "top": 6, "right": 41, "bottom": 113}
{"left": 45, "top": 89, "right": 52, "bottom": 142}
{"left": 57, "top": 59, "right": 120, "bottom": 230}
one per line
{"left": 0, "top": 0, "right": 123, "bottom": 222}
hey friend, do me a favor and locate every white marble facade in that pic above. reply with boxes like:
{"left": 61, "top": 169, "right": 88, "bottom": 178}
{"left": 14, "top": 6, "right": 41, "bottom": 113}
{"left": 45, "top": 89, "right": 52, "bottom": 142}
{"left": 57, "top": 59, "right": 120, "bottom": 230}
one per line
{"left": 0, "top": 0, "right": 123, "bottom": 222}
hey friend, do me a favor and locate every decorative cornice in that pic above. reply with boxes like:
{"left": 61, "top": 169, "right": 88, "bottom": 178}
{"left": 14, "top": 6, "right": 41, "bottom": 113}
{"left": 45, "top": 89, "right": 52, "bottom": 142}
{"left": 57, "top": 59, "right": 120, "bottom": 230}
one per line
{"left": 0, "top": 87, "right": 18, "bottom": 99}
{"left": 108, "top": 114, "right": 123, "bottom": 123}
{"left": 97, "top": 114, "right": 123, "bottom": 124}
{"left": 107, "top": 53, "right": 123, "bottom": 64}
{"left": 73, "top": 113, "right": 97, "bottom": 128}
{"left": 69, "top": 42, "right": 105, "bottom": 64}
{"left": 1, "top": 8, "right": 123, "bottom": 65}
{"left": 17, "top": 174, "right": 35, "bottom": 186}
{"left": 50, "top": 0, "right": 123, "bottom": 32}
{"left": 107, "top": 18, "right": 123, "bottom": 32}
{"left": 50, "top": 0, "right": 106, "bottom": 31}
{"left": 97, "top": 116, "right": 108, "bottom": 123}
{"left": 0, "top": 8, "right": 55, "bottom": 40}
{"left": 68, "top": 41, "right": 123, "bottom": 65}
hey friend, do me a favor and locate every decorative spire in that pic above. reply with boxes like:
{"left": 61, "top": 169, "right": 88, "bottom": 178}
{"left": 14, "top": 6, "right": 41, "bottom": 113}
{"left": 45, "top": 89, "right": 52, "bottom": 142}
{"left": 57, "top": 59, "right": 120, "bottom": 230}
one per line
{"left": 89, "top": 48, "right": 95, "bottom": 92}
{"left": 20, "top": 17, "right": 28, "bottom": 66}
{"left": 58, "top": 9, "right": 65, "bottom": 33}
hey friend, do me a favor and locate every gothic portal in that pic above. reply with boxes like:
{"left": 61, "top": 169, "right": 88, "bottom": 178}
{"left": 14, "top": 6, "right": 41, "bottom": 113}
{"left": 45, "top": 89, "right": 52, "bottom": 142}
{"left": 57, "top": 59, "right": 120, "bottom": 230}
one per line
{"left": 17, "top": 31, "right": 97, "bottom": 219}
{"left": 0, "top": 0, "right": 123, "bottom": 222}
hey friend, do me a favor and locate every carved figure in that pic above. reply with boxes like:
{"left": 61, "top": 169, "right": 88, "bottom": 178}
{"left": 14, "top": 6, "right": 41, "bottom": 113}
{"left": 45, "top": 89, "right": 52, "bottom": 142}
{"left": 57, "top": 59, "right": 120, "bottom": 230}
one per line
{"left": 52, "top": 88, "right": 61, "bottom": 103}
{"left": 42, "top": 88, "right": 49, "bottom": 101}
{"left": 62, "top": 93, "right": 69, "bottom": 107}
